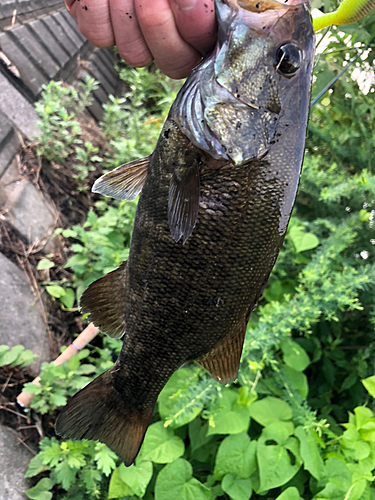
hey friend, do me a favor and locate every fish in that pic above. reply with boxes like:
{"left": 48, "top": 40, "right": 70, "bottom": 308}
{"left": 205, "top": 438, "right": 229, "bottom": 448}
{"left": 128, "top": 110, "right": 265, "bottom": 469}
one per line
{"left": 55, "top": 0, "right": 315, "bottom": 466}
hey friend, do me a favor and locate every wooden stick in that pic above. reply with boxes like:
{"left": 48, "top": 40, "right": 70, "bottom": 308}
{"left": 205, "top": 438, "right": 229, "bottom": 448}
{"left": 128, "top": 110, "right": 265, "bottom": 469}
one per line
{"left": 16, "top": 323, "right": 99, "bottom": 408}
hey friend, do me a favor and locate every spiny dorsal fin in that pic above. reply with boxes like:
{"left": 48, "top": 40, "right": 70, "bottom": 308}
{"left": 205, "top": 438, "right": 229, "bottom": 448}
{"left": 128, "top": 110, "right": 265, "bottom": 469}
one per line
{"left": 196, "top": 323, "right": 247, "bottom": 385}
{"left": 80, "top": 261, "right": 128, "bottom": 339}
{"left": 92, "top": 156, "right": 151, "bottom": 201}
{"left": 168, "top": 162, "right": 200, "bottom": 244}
{"left": 55, "top": 369, "right": 153, "bottom": 466}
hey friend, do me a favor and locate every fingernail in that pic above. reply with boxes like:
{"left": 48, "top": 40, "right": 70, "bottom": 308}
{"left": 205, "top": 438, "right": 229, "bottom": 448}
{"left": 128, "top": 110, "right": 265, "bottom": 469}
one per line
{"left": 172, "top": 0, "right": 199, "bottom": 12}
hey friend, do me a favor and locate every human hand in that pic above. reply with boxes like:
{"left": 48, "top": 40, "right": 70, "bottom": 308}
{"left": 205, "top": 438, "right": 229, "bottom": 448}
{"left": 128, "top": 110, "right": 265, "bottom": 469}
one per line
{"left": 65, "top": 0, "right": 217, "bottom": 79}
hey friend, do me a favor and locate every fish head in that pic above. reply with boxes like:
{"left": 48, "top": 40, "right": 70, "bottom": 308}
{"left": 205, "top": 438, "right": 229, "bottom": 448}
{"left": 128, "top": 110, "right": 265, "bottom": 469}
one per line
{"left": 204, "top": 0, "right": 315, "bottom": 164}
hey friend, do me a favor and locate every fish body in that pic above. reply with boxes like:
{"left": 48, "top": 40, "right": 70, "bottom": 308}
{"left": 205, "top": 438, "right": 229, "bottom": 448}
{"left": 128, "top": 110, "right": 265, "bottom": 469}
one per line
{"left": 56, "top": 0, "right": 315, "bottom": 466}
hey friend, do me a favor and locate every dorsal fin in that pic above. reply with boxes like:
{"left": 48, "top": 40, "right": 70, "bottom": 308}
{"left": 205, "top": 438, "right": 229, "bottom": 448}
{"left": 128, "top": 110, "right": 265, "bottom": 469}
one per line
{"left": 196, "top": 323, "right": 247, "bottom": 385}
{"left": 80, "top": 261, "right": 128, "bottom": 338}
{"left": 92, "top": 156, "right": 151, "bottom": 201}
{"left": 168, "top": 161, "right": 200, "bottom": 244}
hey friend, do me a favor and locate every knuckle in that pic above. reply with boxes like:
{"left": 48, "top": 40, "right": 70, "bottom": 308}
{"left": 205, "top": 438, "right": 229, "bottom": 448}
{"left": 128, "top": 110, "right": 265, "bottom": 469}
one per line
{"left": 119, "top": 47, "right": 153, "bottom": 68}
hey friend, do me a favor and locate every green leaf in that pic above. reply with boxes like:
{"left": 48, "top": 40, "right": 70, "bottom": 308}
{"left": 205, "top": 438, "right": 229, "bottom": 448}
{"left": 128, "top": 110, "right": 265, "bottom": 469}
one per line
{"left": 158, "top": 368, "right": 204, "bottom": 428}
{"left": 289, "top": 226, "right": 319, "bottom": 253}
{"left": 23, "top": 382, "right": 43, "bottom": 395}
{"left": 26, "top": 478, "right": 53, "bottom": 500}
{"left": 275, "top": 487, "right": 302, "bottom": 500}
{"left": 281, "top": 365, "right": 308, "bottom": 399}
{"left": 280, "top": 339, "right": 310, "bottom": 372}
{"left": 345, "top": 480, "right": 367, "bottom": 500}
{"left": 257, "top": 424, "right": 301, "bottom": 492}
{"left": 48, "top": 392, "right": 67, "bottom": 407}
{"left": 45, "top": 285, "right": 66, "bottom": 299}
{"left": 54, "top": 460, "right": 78, "bottom": 490}
{"left": 108, "top": 466, "right": 135, "bottom": 499}
{"left": 39, "top": 440, "right": 63, "bottom": 467}
{"left": 213, "top": 433, "right": 257, "bottom": 480}
{"left": 14, "top": 349, "right": 37, "bottom": 369}
{"left": 155, "top": 459, "right": 211, "bottom": 500}
{"left": 221, "top": 474, "right": 252, "bottom": 500}
{"left": 119, "top": 460, "right": 153, "bottom": 497}
{"left": 1, "top": 345, "right": 23, "bottom": 366}
{"left": 207, "top": 389, "right": 250, "bottom": 436}
{"left": 94, "top": 443, "right": 118, "bottom": 476}
{"left": 59, "top": 288, "right": 75, "bottom": 309}
{"left": 140, "top": 421, "right": 185, "bottom": 463}
{"left": 64, "top": 254, "right": 89, "bottom": 269}
{"left": 189, "top": 418, "right": 213, "bottom": 453}
{"left": 25, "top": 455, "right": 46, "bottom": 478}
{"left": 37, "top": 259, "right": 55, "bottom": 270}
{"left": 295, "top": 426, "right": 323, "bottom": 480}
{"left": 0, "top": 345, "right": 9, "bottom": 365}
{"left": 62, "top": 228, "right": 78, "bottom": 238}
{"left": 361, "top": 376, "right": 375, "bottom": 398}
{"left": 248, "top": 397, "right": 293, "bottom": 427}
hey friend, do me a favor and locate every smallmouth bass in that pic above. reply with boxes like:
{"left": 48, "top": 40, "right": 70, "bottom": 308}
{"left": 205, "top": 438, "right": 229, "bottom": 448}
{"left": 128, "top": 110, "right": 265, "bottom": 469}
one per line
{"left": 56, "top": 0, "right": 315, "bottom": 466}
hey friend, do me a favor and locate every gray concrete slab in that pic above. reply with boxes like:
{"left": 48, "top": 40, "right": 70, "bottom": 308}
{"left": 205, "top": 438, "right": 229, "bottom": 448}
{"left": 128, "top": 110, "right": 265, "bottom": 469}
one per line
{"left": 91, "top": 53, "right": 118, "bottom": 89}
{"left": 60, "top": 8, "right": 85, "bottom": 42}
{"left": 52, "top": 11, "right": 84, "bottom": 49}
{"left": 28, "top": 18, "right": 69, "bottom": 68}
{"left": 0, "top": 32, "right": 48, "bottom": 96}
{"left": 41, "top": 14, "right": 76, "bottom": 56}
{"left": 0, "top": 252, "right": 51, "bottom": 374}
{"left": 0, "top": 161, "right": 57, "bottom": 250}
{"left": 88, "top": 61, "right": 116, "bottom": 96}
{"left": 10, "top": 24, "right": 60, "bottom": 79}
{"left": 0, "top": 0, "right": 17, "bottom": 20}
{"left": 0, "top": 114, "right": 21, "bottom": 177}
{"left": 0, "top": 425, "right": 32, "bottom": 500}
{"left": 0, "top": 73, "right": 40, "bottom": 140}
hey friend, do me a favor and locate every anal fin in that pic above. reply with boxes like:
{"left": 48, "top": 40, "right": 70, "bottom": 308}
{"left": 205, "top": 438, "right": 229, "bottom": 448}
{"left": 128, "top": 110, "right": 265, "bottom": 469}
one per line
{"left": 80, "top": 260, "right": 128, "bottom": 338}
{"left": 197, "top": 323, "right": 247, "bottom": 385}
{"left": 92, "top": 155, "right": 151, "bottom": 201}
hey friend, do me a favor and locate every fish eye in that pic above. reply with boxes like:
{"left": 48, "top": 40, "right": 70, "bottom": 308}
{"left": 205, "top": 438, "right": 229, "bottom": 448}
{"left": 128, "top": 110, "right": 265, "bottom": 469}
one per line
{"left": 276, "top": 43, "right": 302, "bottom": 76}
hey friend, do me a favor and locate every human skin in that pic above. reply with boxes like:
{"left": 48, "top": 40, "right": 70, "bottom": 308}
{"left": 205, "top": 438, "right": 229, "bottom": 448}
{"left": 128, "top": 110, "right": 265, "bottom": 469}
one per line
{"left": 65, "top": 0, "right": 217, "bottom": 79}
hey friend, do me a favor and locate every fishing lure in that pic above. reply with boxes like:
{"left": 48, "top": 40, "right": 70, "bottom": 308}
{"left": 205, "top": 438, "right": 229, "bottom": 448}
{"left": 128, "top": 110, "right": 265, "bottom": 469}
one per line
{"left": 313, "top": 0, "right": 375, "bottom": 31}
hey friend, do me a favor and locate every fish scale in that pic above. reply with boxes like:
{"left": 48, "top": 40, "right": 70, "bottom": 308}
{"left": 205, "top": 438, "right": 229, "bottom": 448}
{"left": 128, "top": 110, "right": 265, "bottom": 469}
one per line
{"left": 56, "top": 0, "right": 315, "bottom": 465}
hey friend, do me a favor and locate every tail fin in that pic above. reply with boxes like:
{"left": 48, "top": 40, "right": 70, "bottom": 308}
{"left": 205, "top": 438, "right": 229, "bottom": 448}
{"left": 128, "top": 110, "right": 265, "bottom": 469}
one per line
{"left": 55, "top": 370, "right": 153, "bottom": 466}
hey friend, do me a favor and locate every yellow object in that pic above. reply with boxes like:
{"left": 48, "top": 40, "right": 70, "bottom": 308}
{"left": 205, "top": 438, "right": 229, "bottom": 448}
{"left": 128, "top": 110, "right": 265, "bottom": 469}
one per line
{"left": 313, "top": 0, "right": 375, "bottom": 31}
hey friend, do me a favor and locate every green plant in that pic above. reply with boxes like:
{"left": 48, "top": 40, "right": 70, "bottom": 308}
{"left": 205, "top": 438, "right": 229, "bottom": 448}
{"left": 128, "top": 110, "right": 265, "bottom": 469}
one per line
{"left": 35, "top": 77, "right": 98, "bottom": 162}
{"left": 72, "top": 141, "right": 103, "bottom": 191}
{"left": 0, "top": 345, "right": 37, "bottom": 369}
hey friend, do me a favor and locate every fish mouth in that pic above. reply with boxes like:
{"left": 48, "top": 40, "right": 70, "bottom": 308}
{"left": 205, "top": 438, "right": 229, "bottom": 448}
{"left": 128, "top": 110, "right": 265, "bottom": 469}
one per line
{"left": 235, "top": 0, "right": 309, "bottom": 10}
{"left": 215, "top": 0, "right": 311, "bottom": 42}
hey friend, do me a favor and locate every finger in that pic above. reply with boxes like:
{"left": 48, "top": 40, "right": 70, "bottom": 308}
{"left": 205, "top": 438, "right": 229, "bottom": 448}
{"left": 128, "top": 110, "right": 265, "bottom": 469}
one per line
{"left": 136, "top": 0, "right": 203, "bottom": 79}
{"left": 65, "top": 0, "right": 79, "bottom": 19}
{"left": 169, "top": 0, "right": 217, "bottom": 55}
{"left": 109, "top": 0, "right": 153, "bottom": 68}
{"left": 65, "top": 0, "right": 75, "bottom": 11}
{"left": 74, "top": 0, "right": 115, "bottom": 48}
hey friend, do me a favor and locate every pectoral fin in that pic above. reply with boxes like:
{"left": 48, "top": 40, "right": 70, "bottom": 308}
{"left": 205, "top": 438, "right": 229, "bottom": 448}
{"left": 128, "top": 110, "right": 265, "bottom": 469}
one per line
{"left": 168, "top": 162, "right": 200, "bottom": 244}
{"left": 80, "top": 261, "right": 128, "bottom": 339}
{"left": 92, "top": 156, "right": 151, "bottom": 201}
{"left": 197, "top": 323, "right": 247, "bottom": 385}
